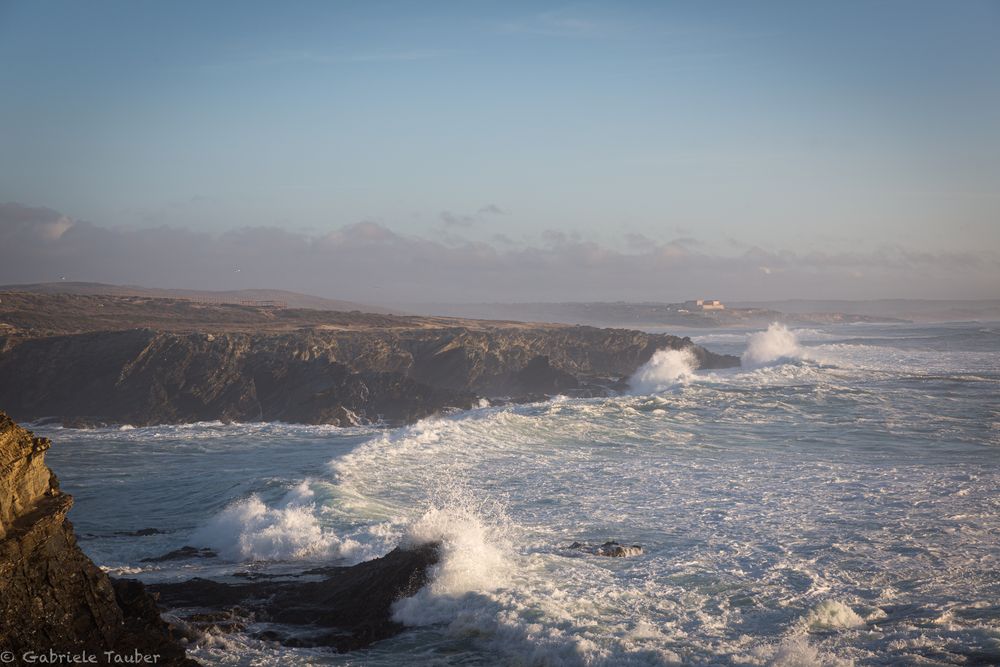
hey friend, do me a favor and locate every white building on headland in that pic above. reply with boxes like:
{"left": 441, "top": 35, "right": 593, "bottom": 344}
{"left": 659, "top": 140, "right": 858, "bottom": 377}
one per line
{"left": 682, "top": 299, "right": 725, "bottom": 311}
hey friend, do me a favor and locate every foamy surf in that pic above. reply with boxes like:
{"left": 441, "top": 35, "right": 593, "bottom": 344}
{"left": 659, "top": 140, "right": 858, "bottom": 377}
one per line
{"left": 742, "top": 323, "right": 804, "bottom": 368}
{"left": 192, "top": 481, "right": 362, "bottom": 562}
{"left": 38, "top": 321, "right": 1000, "bottom": 666}
{"left": 394, "top": 490, "right": 514, "bottom": 625}
{"left": 628, "top": 347, "right": 698, "bottom": 393}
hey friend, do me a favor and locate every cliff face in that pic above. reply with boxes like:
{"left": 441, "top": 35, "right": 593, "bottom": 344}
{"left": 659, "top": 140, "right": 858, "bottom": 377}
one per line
{"left": 0, "top": 326, "right": 737, "bottom": 427}
{"left": 0, "top": 413, "right": 196, "bottom": 664}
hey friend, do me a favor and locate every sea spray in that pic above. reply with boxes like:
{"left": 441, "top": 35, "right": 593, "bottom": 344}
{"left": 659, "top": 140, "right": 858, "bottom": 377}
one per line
{"left": 192, "top": 480, "right": 361, "bottom": 561}
{"left": 629, "top": 348, "right": 697, "bottom": 393}
{"left": 742, "top": 323, "right": 802, "bottom": 368}
{"left": 760, "top": 636, "right": 853, "bottom": 667}
{"left": 393, "top": 488, "right": 513, "bottom": 626}
{"left": 802, "top": 600, "right": 865, "bottom": 631}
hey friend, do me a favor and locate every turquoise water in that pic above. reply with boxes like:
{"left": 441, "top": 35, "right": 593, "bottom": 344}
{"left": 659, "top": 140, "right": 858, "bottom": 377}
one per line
{"left": 41, "top": 322, "right": 1000, "bottom": 666}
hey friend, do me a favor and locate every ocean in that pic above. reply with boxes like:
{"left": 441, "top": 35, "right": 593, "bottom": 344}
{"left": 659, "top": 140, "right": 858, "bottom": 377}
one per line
{"left": 39, "top": 321, "right": 1000, "bottom": 666}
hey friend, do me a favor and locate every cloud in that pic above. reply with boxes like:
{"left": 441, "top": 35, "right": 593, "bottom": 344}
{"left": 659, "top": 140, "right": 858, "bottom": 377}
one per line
{"left": 345, "top": 49, "right": 448, "bottom": 63}
{"left": 497, "top": 10, "right": 625, "bottom": 38}
{"left": 440, "top": 204, "right": 508, "bottom": 228}
{"left": 202, "top": 49, "right": 448, "bottom": 72}
{"left": 1, "top": 203, "right": 997, "bottom": 303}
{"left": 440, "top": 211, "right": 476, "bottom": 228}
{"left": 0, "top": 202, "right": 77, "bottom": 241}
{"left": 477, "top": 204, "right": 506, "bottom": 216}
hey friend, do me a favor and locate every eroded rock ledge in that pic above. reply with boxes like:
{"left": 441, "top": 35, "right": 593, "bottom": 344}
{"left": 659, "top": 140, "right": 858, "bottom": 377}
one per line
{"left": 0, "top": 413, "right": 197, "bottom": 665}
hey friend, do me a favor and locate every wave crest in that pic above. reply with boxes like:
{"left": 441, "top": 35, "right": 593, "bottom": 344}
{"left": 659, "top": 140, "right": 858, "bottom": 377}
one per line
{"left": 742, "top": 323, "right": 803, "bottom": 368}
{"left": 629, "top": 348, "right": 697, "bottom": 393}
{"left": 192, "top": 481, "right": 360, "bottom": 562}
{"left": 393, "top": 489, "right": 512, "bottom": 626}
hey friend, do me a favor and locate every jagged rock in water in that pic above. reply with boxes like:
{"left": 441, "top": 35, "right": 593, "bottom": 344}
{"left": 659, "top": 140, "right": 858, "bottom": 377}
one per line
{"left": 567, "top": 540, "right": 644, "bottom": 557}
{"left": 150, "top": 542, "right": 441, "bottom": 652}
{"left": 0, "top": 412, "right": 197, "bottom": 665}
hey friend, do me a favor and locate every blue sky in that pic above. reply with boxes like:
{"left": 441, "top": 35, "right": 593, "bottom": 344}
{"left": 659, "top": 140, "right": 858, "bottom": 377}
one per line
{"left": 1, "top": 1, "right": 998, "bottom": 301}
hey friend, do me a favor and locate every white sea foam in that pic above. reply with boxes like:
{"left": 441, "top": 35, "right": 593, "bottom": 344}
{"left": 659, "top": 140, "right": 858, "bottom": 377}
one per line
{"left": 629, "top": 347, "right": 697, "bottom": 393}
{"left": 41, "top": 322, "right": 1000, "bottom": 666}
{"left": 759, "top": 636, "right": 854, "bottom": 667}
{"left": 394, "top": 489, "right": 513, "bottom": 625}
{"left": 802, "top": 599, "right": 865, "bottom": 631}
{"left": 742, "top": 323, "right": 803, "bottom": 367}
{"left": 192, "top": 481, "right": 361, "bottom": 561}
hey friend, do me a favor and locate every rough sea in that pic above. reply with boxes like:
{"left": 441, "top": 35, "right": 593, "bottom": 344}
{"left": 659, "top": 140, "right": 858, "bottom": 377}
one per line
{"left": 39, "top": 321, "right": 1000, "bottom": 666}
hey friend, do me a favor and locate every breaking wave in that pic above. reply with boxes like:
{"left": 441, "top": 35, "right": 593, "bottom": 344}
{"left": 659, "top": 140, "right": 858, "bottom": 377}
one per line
{"left": 742, "top": 322, "right": 803, "bottom": 368}
{"left": 192, "top": 481, "right": 361, "bottom": 562}
{"left": 629, "top": 347, "right": 697, "bottom": 393}
{"left": 393, "top": 490, "right": 513, "bottom": 625}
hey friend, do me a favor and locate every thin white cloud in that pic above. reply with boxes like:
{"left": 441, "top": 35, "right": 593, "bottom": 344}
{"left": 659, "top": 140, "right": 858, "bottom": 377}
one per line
{"left": 202, "top": 48, "right": 449, "bottom": 72}
{"left": 440, "top": 204, "right": 508, "bottom": 228}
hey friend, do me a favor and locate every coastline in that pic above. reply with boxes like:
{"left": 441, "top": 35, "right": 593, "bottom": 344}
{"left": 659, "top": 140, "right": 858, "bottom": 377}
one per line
{"left": 0, "top": 293, "right": 739, "bottom": 429}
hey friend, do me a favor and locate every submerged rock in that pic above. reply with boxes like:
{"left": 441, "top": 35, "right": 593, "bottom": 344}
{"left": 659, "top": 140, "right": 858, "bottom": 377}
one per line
{"left": 118, "top": 527, "right": 164, "bottom": 537}
{"left": 150, "top": 542, "right": 441, "bottom": 652}
{"left": 141, "top": 546, "right": 218, "bottom": 562}
{"left": 0, "top": 412, "right": 197, "bottom": 665}
{"left": 567, "top": 540, "right": 644, "bottom": 557}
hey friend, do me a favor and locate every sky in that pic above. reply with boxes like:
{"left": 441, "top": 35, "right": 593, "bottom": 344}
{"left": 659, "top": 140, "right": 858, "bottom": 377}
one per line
{"left": 1, "top": 0, "right": 998, "bottom": 304}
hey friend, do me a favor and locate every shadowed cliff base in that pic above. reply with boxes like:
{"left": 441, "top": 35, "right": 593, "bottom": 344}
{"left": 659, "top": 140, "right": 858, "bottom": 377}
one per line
{"left": 0, "top": 293, "right": 739, "bottom": 427}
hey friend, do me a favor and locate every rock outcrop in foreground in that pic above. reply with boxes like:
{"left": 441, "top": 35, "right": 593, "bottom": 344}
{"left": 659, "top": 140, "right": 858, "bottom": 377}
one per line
{"left": 149, "top": 542, "right": 441, "bottom": 652}
{"left": 0, "top": 413, "right": 196, "bottom": 665}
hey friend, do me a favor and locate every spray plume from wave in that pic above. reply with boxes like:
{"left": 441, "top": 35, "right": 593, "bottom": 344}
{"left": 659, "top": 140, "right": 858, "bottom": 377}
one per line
{"left": 192, "top": 481, "right": 360, "bottom": 561}
{"left": 393, "top": 489, "right": 513, "bottom": 625}
{"left": 629, "top": 347, "right": 697, "bottom": 393}
{"left": 742, "top": 323, "right": 803, "bottom": 368}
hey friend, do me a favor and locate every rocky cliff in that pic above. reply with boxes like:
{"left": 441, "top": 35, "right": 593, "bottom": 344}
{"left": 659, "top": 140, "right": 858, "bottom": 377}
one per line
{"left": 0, "top": 293, "right": 739, "bottom": 427}
{"left": 0, "top": 413, "right": 196, "bottom": 664}
{"left": 0, "top": 325, "right": 736, "bottom": 428}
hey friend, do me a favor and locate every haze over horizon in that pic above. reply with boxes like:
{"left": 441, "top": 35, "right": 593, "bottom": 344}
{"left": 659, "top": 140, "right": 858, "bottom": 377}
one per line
{"left": 2, "top": 1, "right": 998, "bottom": 303}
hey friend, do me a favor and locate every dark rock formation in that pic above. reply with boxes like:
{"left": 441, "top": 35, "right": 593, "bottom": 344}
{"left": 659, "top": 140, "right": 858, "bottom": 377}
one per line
{"left": 567, "top": 540, "right": 644, "bottom": 557}
{"left": 0, "top": 330, "right": 478, "bottom": 427}
{"left": 140, "top": 546, "right": 217, "bottom": 563}
{"left": 0, "top": 413, "right": 197, "bottom": 665}
{"left": 0, "top": 323, "right": 738, "bottom": 427}
{"left": 505, "top": 355, "right": 579, "bottom": 395}
{"left": 150, "top": 542, "right": 441, "bottom": 652}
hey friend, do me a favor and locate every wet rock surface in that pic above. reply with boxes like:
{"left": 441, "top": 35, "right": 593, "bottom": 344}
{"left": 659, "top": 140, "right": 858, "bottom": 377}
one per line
{"left": 140, "top": 546, "right": 218, "bottom": 562}
{"left": 0, "top": 413, "right": 197, "bottom": 665}
{"left": 149, "top": 542, "right": 441, "bottom": 652}
{"left": 567, "top": 540, "right": 645, "bottom": 557}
